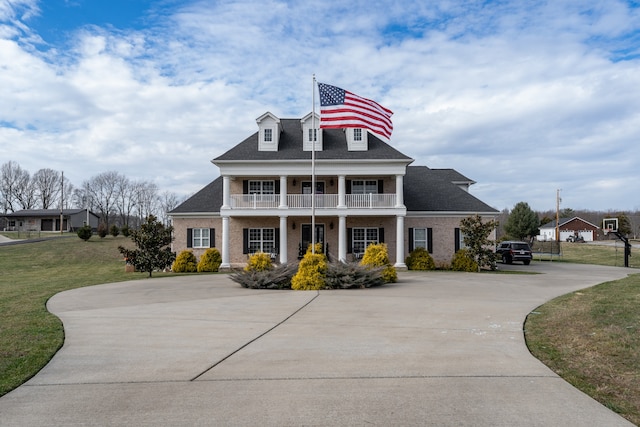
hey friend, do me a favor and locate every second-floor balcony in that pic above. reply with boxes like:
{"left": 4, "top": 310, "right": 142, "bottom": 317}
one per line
{"left": 229, "top": 193, "right": 399, "bottom": 210}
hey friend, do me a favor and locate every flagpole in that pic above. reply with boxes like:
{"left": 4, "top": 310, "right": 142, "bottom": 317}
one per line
{"left": 311, "top": 75, "right": 316, "bottom": 254}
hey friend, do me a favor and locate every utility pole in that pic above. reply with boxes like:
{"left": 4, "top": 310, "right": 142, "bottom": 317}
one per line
{"left": 555, "top": 189, "right": 561, "bottom": 242}
{"left": 60, "top": 171, "right": 64, "bottom": 235}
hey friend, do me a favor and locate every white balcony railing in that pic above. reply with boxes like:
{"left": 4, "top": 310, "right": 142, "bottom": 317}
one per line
{"left": 229, "top": 193, "right": 397, "bottom": 210}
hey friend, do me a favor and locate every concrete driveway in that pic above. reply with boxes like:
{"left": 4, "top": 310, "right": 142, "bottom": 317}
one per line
{"left": 0, "top": 262, "right": 634, "bottom": 426}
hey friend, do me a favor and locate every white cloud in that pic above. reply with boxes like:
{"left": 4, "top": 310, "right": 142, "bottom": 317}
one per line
{"left": 1, "top": 0, "right": 639, "bottom": 212}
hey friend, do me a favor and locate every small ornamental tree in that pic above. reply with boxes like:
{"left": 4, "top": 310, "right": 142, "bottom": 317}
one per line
{"left": 109, "top": 224, "right": 120, "bottom": 237}
{"left": 97, "top": 222, "right": 108, "bottom": 238}
{"left": 459, "top": 214, "right": 498, "bottom": 271}
{"left": 118, "top": 215, "right": 175, "bottom": 277}
{"left": 77, "top": 225, "right": 92, "bottom": 242}
{"left": 197, "top": 248, "right": 222, "bottom": 272}
{"left": 360, "top": 243, "right": 397, "bottom": 283}
{"left": 121, "top": 224, "right": 131, "bottom": 237}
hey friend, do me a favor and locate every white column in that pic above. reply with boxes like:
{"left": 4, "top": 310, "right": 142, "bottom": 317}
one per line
{"left": 395, "top": 215, "right": 407, "bottom": 268}
{"left": 338, "top": 215, "right": 347, "bottom": 262}
{"left": 395, "top": 174, "right": 404, "bottom": 208}
{"left": 279, "top": 175, "right": 287, "bottom": 208}
{"left": 220, "top": 216, "right": 230, "bottom": 269}
{"left": 279, "top": 216, "right": 288, "bottom": 264}
{"left": 337, "top": 175, "right": 346, "bottom": 208}
{"left": 222, "top": 176, "right": 230, "bottom": 209}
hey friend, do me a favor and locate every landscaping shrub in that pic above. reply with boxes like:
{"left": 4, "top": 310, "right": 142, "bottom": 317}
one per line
{"left": 172, "top": 250, "right": 197, "bottom": 273}
{"left": 324, "top": 262, "right": 384, "bottom": 289}
{"left": 76, "top": 225, "right": 92, "bottom": 242}
{"left": 120, "top": 224, "right": 130, "bottom": 237}
{"left": 97, "top": 222, "right": 108, "bottom": 238}
{"left": 291, "top": 246, "right": 328, "bottom": 290}
{"left": 109, "top": 224, "right": 120, "bottom": 237}
{"left": 245, "top": 252, "right": 273, "bottom": 272}
{"left": 360, "top": 243, "right": 397, "bottom": 283}
{"left": 450, "top": 248, "right": 479, "bottom": 272}
{"left": 197, "top": 248, "right": 222, "bottom": 272}
{"left": 405, "top": 247, "right": 436, "bottom": 271}
{"left": 231, "top": 263, "right": 298, "bottom": 289}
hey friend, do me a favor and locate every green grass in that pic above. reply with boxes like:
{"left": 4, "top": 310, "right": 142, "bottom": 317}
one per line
{"left": 525, "top": 274, "right": 640, "bottom": 425}
{"left": 0, "top": 235, "right": 174, "bottom": 396}
{"left": 558, "top": 242, "right": 640, "bottom": 268}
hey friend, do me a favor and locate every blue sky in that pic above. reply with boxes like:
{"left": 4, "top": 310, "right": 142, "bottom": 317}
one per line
{"left": 1, "top": 0, "right": 640, "bottom": 212}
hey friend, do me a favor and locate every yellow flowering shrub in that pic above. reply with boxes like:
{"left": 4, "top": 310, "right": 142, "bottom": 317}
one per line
{"left": 172, "top": 250, "right": 197, "bottom": 273}
{"left": 291, "top": 250, "right": 328, "bottom": 290}
{"left": 197, "top": 248, "right": 222, "bottom": 272}
{"left": 360, "top": 243, "right": 397, "bottom": 283}
{"left": 450, "top": 249, "right": 479, "bottom": 272}
{"left": 245, "top": 252, "right": 273, "bottom": 272}
{"left": 405, "top": 247, "right": 436, "bottom": 271}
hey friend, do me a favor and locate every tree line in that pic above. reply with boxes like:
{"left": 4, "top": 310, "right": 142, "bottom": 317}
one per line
{"left": 0, "top": 161, "right": 185, "bottom": 228}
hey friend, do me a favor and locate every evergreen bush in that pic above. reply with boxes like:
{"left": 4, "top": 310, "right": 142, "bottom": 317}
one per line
{"left": 76, "top": 225, "right": 92, "bottom": 242}
{"left": 324, "top": 262, "right": 384, "bottom": 289}
{"left": 231, "top": 263, "right": 298, "bottom": 289}
{"left": 197, "top": 248, "right": 222, "bottom": 272}
{"left": 109, "top": 224, "right": 120, "bottom": 237}
{"left": 172, "top": 250, "right": 197, "bottom": 273}
{"left": 360, "top": 243, "right": 397, "bottom": 283}
{"left": 291, "top": 246, "right": 328, "bottom": 290}
{"left": 450, "top": 249, "right": 479, "bottom": 272}
{"left": 121, "top": 224, "right": 130, "bottom": 237}
{"left": 245, "top": 252, "right": 273, "bottom": 272}
{"left": 405, "top": 247, "right": 436, "bottom": 271}
{"left": 97, "top": 222, "right": 108, "bottom": 238}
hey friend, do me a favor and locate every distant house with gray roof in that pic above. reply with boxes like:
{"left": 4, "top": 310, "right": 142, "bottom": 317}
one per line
{"left": 4, "top": 209, "right": 100, "bottom": 232}
{"left": 169, "top": 112, "right": 498, "bottom": 269}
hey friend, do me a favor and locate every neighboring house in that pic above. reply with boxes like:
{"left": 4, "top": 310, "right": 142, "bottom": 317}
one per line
{"left": 537, "top": 217, "right": 600, "bottom": 242}
{"left": 169, "top": 112, "right": 499, "bottom": 269}
{"left": 4, "top": 209, "right": 100, "bottom": 232}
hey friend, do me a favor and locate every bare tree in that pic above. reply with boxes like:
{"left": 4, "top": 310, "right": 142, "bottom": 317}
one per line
{"left": 84, "top": 171, "right": 122, "bottom": 228}
{"left": 158, "top": 190, "right": 183, "bottom": 225}
{"left": 32, "top": 168, "right": 61, "bottom": 209}
{"left": 115, "top": 175, "right": 137, "bottom": 227}
{"left": 1, "top": 161, "right": 27, "bottom": 212}
{"left": 13, "top": 167, "right": 36, "bottom": 210}
{"left": 135, "top": 181, "right": 159, "bottom": 221}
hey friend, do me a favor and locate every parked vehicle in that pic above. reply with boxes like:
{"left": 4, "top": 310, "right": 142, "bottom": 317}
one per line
{"left": 496, "top": 241, "right": 533, "bottom": 265}
{"left": 566, "top": 234, "right": 585, "bottom": 243}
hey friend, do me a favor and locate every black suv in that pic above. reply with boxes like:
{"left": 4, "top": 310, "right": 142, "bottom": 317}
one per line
{"left": 496, "top": 241, "right": 533, "bottom": 265}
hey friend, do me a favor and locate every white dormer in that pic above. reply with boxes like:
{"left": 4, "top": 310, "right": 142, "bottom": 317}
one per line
{"left": 346, "top": 128, "right": 368, "bottom": 151}
{"left": 301, "top": 112, "right": 322, "bottom": 151}
{"left": 256, "top": 112, "right": 282, "bottom": 151}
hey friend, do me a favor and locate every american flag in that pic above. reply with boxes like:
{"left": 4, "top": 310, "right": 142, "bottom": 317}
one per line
{"left": 317, "top": 82, "right": 393, "bottom": 140}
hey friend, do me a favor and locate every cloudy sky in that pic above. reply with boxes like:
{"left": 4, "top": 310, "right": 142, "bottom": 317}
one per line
{"left": 1, "top": 0, "right": 639, "bottom": 212}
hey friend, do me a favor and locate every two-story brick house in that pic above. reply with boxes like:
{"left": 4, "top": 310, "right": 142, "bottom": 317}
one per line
{"left": 169, "top": 112, "right": 498, "bottom": 270}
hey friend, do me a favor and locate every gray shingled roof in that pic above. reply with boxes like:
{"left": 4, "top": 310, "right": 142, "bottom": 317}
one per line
{"left": 170, "top": 166, "right": 498, "bottom": 214}
{"left": 170, "top": 178, "right": 223, "bottom": 214}
{"left": 5, "top": 209, "right": 89, "bottom": 217}
{"left": 403, "top": 166, "right": 497, "bottom": 213}
{"left": 214, "top": 118, "right": 413, "bottom": 162}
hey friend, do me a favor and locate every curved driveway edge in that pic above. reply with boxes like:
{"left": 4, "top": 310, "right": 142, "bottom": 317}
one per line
{"left": 0, "top": 263, "right": 634, "bottom": 426}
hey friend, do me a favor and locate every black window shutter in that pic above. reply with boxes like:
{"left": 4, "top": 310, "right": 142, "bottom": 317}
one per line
{"left": 274, "top": 180, "right": 280, "bottom": 194}
{"left": 378, "top": 227, "right": 385, "bottom": 243}
{"left": 347, "top": 228, "right": 352, "bottom": 253}
{"left": 427, "top": 228, "right": 433, "bottom": 253}
{"left": 275, "top": 228, "right": 280, "bottom": 251}
{"left": 210, "top": 228, "right": 215, "bottom": 248}
{"left": 346, "top": 180, "right": 352, "bottom": 194}
{"left": 187, "top": 228, "right": 193, "bottom": 248}
{"left": 454, "top": 228, "right": 460, "bottom": 252}
{"left": 408, "top": 228, "right": 414, "bottom": 252}
{"left": 378, "top": 179, "right": 384, "bottom": 193}
{"left": 243, "top": 228, "right": 249, "bottom": 254}
{"left": 243, "top": 180, "right": 248, "bottom": 194}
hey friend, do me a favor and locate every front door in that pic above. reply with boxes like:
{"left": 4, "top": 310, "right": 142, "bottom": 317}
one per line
{"left": 300, "top": 223, "right": 325, "bottom": 256}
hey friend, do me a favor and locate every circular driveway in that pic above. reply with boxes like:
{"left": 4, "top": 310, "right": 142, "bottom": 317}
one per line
{"left": 0, "top": 262, "right": 634, "bottom": 426}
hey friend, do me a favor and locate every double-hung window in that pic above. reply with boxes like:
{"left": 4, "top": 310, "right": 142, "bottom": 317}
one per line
{"left": 352, "top": 227, "right": 379, "bottom": 254}
{"left": 248, "top": 228, "right": 276, "bottom": 253}
{"left": 353, "top": 128, "right": 362, "bottom": 141}
{"left": 351, "top": 180, "right": 378, "bottom": 194}
{"left": 264, "top": 128, "right": 272, "bottom": 142}
{"left": 413, "top": 228, "right": 428, "bottom": 249}
{"left": 193, "top": 228, "right": 210, "bottom": 248}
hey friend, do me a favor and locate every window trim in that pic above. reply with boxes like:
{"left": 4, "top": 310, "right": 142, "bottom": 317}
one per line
{"left": 351, "top": 227, "right": 379, "bottom": 254}
{"left": 192, "top": 228, "right": 210, "bottom": 248}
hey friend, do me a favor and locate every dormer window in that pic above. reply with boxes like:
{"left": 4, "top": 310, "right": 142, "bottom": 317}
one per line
{"left": 346, "top": 128, "right": 367, "bottom": 151}
{"left": 256, "top": 112, "right": 281, "bottom": 151}
{"left": 301, "top": 112, "right": 322, "bottom": 151}
{"left": 308, "top": 128, "right": 317, "bottom": 142}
